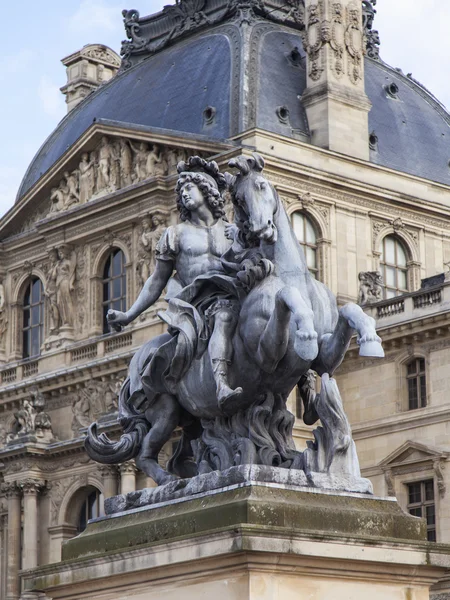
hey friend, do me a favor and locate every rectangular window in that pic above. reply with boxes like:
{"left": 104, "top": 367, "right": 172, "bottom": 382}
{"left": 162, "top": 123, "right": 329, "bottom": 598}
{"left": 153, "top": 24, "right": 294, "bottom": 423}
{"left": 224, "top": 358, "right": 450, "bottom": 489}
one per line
{"left": 407, "top": 479, "right": 436, "bottom": 541}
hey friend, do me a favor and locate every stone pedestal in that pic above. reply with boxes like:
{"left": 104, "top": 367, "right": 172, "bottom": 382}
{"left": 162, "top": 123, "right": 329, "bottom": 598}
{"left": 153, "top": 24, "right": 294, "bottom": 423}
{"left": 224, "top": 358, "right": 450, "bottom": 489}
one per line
{"left": 22, "top": 480, "right": 450, "bottom": 600}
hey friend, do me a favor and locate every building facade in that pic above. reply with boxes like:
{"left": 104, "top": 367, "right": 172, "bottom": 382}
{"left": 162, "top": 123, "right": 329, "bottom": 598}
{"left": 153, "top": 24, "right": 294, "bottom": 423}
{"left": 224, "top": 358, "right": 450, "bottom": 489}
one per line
{"left": 1, "top": 1, "right": 450, "bottom": 598}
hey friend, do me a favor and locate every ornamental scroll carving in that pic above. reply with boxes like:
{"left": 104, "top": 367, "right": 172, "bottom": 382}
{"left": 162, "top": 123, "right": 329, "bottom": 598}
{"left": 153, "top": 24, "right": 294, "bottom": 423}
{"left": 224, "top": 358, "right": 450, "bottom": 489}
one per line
{"left": 302, "top": 1, "right": 365, "bottom": 84}
{"left": 47, "top": 137, "right": 204, "bottom": 217}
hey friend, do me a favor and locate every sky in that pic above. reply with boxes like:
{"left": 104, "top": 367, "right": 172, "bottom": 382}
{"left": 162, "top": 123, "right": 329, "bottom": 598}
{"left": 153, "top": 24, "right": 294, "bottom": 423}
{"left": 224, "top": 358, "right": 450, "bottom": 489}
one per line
{"left": 0, "top": 1, "right": 449, "bottom": 218}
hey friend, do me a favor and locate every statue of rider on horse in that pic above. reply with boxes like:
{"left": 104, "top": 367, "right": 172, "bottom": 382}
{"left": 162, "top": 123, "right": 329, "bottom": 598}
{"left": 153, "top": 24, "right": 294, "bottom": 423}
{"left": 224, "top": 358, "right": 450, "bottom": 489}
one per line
{"left": 85, "top": 154, "right": 384, "bottom": 490}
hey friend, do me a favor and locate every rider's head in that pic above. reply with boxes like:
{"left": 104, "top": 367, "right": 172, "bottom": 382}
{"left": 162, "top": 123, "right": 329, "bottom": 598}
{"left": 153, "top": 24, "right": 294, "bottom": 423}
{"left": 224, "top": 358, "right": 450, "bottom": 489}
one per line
{"left": 175, "top": 171, "right": 225, "bottom": 222}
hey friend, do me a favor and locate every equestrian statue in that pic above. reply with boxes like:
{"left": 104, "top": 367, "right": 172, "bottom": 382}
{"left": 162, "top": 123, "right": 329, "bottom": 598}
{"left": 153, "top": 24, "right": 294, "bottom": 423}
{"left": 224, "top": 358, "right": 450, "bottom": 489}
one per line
{"left": 85, "top": 154, "right": 384, "bottom": 488}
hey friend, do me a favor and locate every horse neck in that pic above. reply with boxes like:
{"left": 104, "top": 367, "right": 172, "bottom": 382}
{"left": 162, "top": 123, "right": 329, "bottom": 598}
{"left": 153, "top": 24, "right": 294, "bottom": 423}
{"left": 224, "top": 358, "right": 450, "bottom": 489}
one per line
{"left": 261, "top": 195, "right": 309, "bottom": 282}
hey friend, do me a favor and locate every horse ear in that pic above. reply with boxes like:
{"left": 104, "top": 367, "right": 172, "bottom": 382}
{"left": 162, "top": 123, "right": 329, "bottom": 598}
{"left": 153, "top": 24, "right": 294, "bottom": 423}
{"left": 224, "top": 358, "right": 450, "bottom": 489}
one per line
{"left": 229, "top": 156, "right": 250, "bottom": 175}
{"left": 224, "top": 172, "right": 236, "bottom": 190}
{"left": 252, "top": 153, "right": 265, "bottom": 172}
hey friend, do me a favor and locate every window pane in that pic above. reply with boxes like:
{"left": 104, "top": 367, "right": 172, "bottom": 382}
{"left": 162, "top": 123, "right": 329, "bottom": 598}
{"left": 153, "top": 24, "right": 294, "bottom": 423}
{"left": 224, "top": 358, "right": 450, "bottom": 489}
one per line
{"left": 31, "top": 279, "right": 42, "bottom": 304}
{"left": 305, "top": 219, "right": 316, "bottom": 244}
{"left": 397, "top": 269, "right": 407, "bottom": 290}
{"left": 103, "top": 282, "right": 110, "bottom": 303}
{"left": 384, "top": 237, "right": 396, "bottom": 263}
{"left": 408, "top": 378, "right": 418, "bottom": 409}
{"left": 408, "top": 482, "right": 421, "bottom": 504}
{"left": 112, "top": 250, "right": 123, "bottom": 276}
{"left": 426, "top": 505, "right": 435, "bottom": 526}
{"left": 23, "top": 331, "right": 30, "bottom": 359}
{"left": 409, "top": 507, "right": 422, "bottom": 517}
{"left": 306, "top": 247, "right": 316, "bottom": 269}
{"left": 396, "top": 242, "right": 407, "bottom": 267}
{"left": 386, "top": 267, "right": 396, "bottom": 287}
{"left": 31, "top": 305, "right": 40, "bottom": 327}
{"left": 23, "top": 308, "right": 30, "bottom": 329}
{"left": 425, "top": 480, "right": 434, "bottom": 501}
{"left": 420, "top": 376, "right": 427, "bottom": 407}
{"left": 386, "top": 288, "right": 396, "bottom": 299}
{"left": 407, "top": 361, "right": 416, "bottom": 376}
{"left": 292, "top": 213, "right": 305, "bottom": 242}
{"left": 419, "top": 359, "right": 425, "bottom": 372}
{"left": 427, "top": 529, "right": 436, "bottom": 542}
{"left": 113, "top": 277, "right": 122, "bottom": 300}
{"left": 24, "top": 285, "right": 31, "bottom": 307}
{"left": 103, "top": 257, "right": 112, "bottom": 279}
{"left": 31, "top": 328, "right": 40, "bottom": 357}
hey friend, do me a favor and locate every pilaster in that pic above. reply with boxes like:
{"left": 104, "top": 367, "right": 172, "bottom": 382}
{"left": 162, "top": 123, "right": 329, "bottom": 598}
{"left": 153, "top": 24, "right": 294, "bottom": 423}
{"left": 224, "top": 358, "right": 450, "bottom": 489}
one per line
{"left": 19, "top": 479, "right": 45, "bottom": 571}
{"left": 302, "top": 0, "right": 371, "bottom": 160}
{"left": 3, "top": 482, "right": 21, "bottom": 600}
{"left": 119, "top": 462, "right": 137, "bottom": 495}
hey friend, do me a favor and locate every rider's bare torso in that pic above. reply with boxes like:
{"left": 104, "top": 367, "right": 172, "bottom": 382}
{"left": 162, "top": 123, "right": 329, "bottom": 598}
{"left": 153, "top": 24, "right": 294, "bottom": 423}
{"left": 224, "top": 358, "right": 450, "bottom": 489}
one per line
{"left": 166, "top": 219, "right": 232, "bottom": 288}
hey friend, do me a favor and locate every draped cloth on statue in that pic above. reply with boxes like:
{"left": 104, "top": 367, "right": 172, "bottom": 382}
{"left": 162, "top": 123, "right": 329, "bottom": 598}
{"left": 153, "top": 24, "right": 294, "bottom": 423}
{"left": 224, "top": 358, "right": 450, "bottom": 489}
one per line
{"left": 118, "top": 273, "right": 244, "bottom": 425}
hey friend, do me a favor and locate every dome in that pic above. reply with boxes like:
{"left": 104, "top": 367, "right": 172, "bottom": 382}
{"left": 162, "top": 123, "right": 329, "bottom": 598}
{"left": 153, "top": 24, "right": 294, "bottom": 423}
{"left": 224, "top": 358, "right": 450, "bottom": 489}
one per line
{"left": 16, "top": 2, "right": 450, "bottom": 202}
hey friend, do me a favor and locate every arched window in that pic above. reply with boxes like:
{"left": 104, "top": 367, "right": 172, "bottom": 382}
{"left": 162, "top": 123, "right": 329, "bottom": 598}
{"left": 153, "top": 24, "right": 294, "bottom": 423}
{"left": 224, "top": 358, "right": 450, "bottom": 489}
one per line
{"left": 292, "top": 212, "right": 318, "bottom": 278}
{"left": 379, "top": 235, "right": 408, "bottom": 298}
{"left": 102, "top": 249, "right": 127, "bottom": 334}
{"left": 77, "top": 488, "right": 104, "bottom": 533}
{"left": 406, "top": 358, "right": 426, "bottom": 410}
{"left": 23, "top": 278, "right": 44, "bottom": 359}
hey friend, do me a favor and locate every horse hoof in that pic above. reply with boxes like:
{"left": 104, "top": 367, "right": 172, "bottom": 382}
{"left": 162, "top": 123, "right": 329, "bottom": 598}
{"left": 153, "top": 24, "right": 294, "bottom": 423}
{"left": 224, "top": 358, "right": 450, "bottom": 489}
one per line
{"left": 294, "top": 331, "right": 319, "bottom": 362}
{"left": 218, "top": 387, "right": 244, "bottom": 416}
{"left": 359, "top": 340, "right": 385, "bottom": 358}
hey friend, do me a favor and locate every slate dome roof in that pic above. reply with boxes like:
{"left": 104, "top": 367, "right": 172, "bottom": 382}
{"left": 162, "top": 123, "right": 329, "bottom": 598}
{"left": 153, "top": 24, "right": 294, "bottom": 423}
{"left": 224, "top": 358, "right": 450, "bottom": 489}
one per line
{"left": 16, "top": 8, "right": 450, "bottom": 202}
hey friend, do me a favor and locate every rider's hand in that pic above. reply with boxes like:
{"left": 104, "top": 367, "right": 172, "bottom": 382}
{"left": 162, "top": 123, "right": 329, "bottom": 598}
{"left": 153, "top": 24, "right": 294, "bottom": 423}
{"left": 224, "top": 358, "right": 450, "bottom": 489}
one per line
{"left": 225, "top": 223, "right": 238, "bottom": 241}
{"left": 107, "top": 310, "right": 129, "bottom": 332}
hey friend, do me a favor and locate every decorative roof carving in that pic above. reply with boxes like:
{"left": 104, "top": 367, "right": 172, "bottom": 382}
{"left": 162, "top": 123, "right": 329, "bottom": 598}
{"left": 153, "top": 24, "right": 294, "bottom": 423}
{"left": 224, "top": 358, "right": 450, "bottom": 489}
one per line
{"left": 120, "top": 0, "right": 307, "bottom": 71}
{"left": 362, "top": 0, "right": 380, "bottom": 60}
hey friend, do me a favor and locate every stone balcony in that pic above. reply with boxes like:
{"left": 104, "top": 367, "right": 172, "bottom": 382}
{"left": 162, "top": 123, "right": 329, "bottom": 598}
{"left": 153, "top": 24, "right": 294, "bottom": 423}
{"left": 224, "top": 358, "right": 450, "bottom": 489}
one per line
{"left": 364, "top": 277, "right": 450, "bottom": 331}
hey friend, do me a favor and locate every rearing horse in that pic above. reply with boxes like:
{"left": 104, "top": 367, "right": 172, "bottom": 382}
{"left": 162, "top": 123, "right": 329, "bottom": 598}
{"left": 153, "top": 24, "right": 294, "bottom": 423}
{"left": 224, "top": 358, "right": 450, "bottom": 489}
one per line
{"left": 227, "top": 153, "right": 384, "bottom": 382}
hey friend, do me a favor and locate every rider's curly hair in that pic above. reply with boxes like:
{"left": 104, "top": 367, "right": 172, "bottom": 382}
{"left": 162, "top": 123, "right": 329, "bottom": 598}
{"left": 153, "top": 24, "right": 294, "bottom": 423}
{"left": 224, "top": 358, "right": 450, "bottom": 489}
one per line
{"left": 175, "top": 172, "right": 226, "bottom": 222}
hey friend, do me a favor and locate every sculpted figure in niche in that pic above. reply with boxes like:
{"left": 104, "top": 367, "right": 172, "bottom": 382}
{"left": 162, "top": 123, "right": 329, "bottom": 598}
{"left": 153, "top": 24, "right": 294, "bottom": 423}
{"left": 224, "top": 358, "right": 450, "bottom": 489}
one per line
{"left": 63, "top": 170, "right": 80, "bottom": 208}
{"left": 96, "top": 135, "right": 117, "bottom": 192}
{"left": 72, "top": 390, "right": 91, "bottom": 434}
{"left": 167, "top": 148, "right": 179, "bottom": 174}
{"left": 46, "top": 248, "right": 61, "bottom": 334}
{"left": 108, "top": 158, "right": 243, "bottom": 412}
{"left": 0, "top": 280, "right": 7, "bottom": 340}
{"left": 130, "top": 140, "right": 149, "bottom": 182}
{"left": 358, "top": 271, "right": 383, "bottom": 305}
{"left": 118, "top": 138, "right": 133, "bottom": 187}
{"left": 78, "top": 152, "right": 95, "bottom": 202}
{"left": 49, "top": 181, "right": 66, "bottom": 213}
{"left": 55, "top": 245, "right": 77, "bottom": 329}
{"left": 146, "top": 144, "right": 162, "bottom": 177}
{"left": 141, "top": 213, "right": 167, "bottom": 276}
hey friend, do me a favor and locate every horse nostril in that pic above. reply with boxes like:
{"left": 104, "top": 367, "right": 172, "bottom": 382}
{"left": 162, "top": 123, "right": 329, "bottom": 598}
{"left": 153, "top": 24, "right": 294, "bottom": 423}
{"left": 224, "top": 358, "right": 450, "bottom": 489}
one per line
{"left": 268, "top": 219, "right": 272, "bottom": 226}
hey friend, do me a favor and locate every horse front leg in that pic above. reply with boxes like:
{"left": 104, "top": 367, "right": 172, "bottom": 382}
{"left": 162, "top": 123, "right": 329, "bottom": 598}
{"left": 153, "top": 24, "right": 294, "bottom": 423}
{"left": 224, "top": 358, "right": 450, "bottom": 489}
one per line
{"left": 257, "top": 286, "right": 318, "bottom": 373}
{"left": 135, "top": 393, "right": 181, "bottom": 486}
{"left": 315, "top": 302, "right": 384, "bottom": 376}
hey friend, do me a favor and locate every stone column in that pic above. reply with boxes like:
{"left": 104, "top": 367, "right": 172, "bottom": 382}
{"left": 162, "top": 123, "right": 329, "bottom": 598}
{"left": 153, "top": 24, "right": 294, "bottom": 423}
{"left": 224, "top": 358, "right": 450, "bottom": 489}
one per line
{"left": 4, "top": 482, "right": 21, "bottom": 600}
{"left": 100, "top": 466, "right": 118, "bottom": 499}
{"left": 302, "top": 0, "right": 371, "bottom": 160}
{"left": 119, "top": 462, "right": 137, "bottom": 495}
{"left": 20, "top": 479, "right": 44, "bottom": 571}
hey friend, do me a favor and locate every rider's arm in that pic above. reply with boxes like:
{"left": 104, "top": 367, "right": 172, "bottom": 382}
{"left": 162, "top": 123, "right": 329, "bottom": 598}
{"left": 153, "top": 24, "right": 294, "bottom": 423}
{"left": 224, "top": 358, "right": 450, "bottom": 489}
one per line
{"left": 124, "top": 259, "right": 173, "bottom": 323}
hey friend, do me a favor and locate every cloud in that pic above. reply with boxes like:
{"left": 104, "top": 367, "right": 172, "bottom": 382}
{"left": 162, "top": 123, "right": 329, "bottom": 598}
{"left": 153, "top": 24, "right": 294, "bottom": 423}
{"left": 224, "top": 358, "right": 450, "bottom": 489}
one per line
{"left": 37, "top": 76, "right": 66, "bottom": 119}
{"left": 68, "top": 0, "right": 123, "bottom": 34}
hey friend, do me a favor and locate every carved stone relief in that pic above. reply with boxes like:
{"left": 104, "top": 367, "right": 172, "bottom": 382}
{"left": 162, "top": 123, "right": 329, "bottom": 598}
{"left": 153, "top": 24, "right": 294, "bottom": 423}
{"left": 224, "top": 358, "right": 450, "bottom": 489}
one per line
{"left": 136, "top": 212, "right": 168, "bottom": 289}
{"left": 358, "top": 271, "right": 382, "bottom": 305}
{"left": 6, "top": 387, "right": 55, "bottom": 444}
{"left": 71, "top": 376, "right": 124, "bottom": 436}
{"left": 362, "top": 0, "right": 380, "bottom": 60}
{"left": 302, "top": 0, "right": 365, "bottom": 84}
{"left": 46, "top": 138, "right": 203, "bottom": 217}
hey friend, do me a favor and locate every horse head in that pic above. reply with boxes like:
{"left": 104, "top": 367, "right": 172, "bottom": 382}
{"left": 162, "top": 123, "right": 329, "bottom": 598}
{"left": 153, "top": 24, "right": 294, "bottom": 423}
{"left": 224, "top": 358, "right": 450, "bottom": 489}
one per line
{"left": 227, "top": 153, "right": 279, "bottom": 244}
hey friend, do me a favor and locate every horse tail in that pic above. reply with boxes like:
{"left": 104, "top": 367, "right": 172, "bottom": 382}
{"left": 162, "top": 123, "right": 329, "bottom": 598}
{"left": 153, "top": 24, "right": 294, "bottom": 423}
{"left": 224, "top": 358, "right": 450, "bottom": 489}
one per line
{"left": 84, "top": 417, "right": 149, "bottom": 465}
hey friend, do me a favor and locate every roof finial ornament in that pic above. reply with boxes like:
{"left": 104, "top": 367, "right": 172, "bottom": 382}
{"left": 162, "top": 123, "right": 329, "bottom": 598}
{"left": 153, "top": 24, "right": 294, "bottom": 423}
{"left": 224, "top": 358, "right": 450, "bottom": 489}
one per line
{"left": 362, "top": 0, "right": 380, "bottom": 60}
